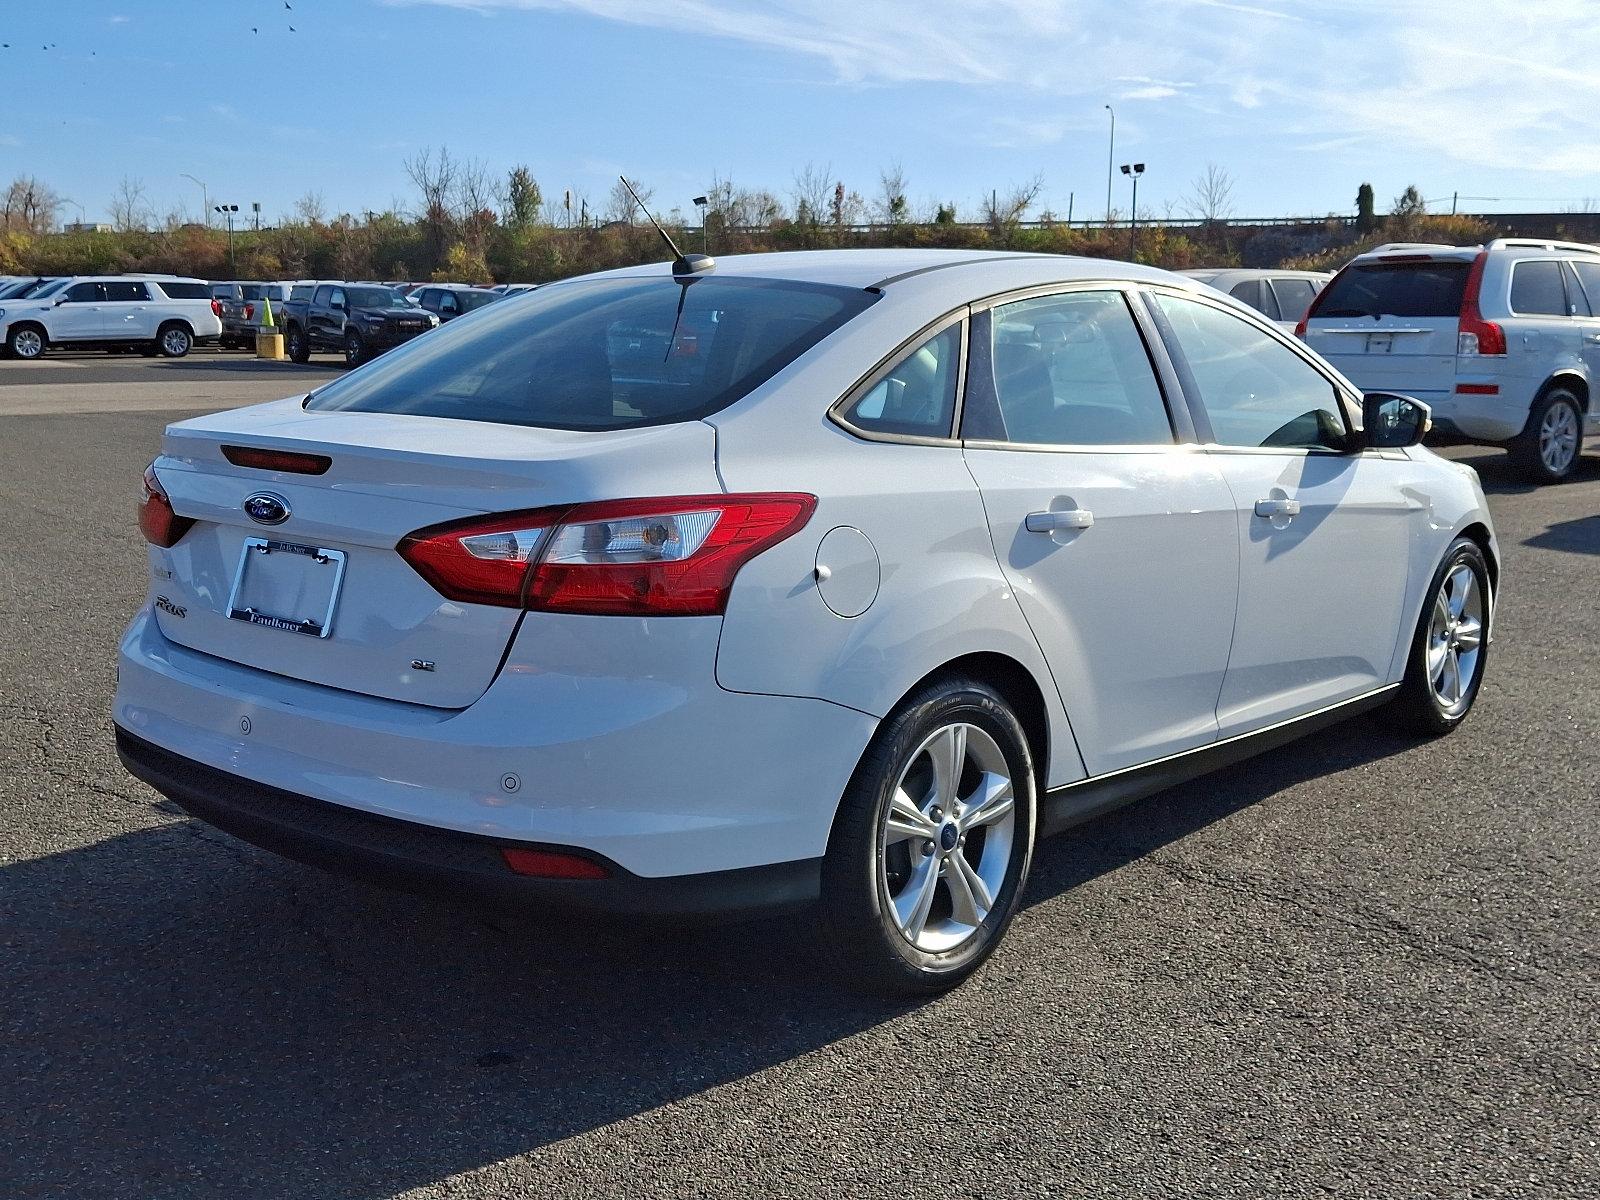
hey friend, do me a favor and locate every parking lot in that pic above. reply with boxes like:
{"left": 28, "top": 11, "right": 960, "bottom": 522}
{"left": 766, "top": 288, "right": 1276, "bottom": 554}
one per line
{"left": 2, "top": 353, "right": 1597, "bottom": 1198}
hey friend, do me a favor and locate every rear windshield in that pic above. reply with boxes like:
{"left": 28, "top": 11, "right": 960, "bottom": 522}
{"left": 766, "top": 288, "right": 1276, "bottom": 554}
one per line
{"left": 239, "top": 283, "right": 275, "bottom": 301}
{"left": 156, "top": 281, "right": 213, "bottom": 300}
{"left": 346, "top": 286, "right": 406, "bottom": 308}
{"left": 459, "top": 290, "right": 499, "bottom": 312}
{"left": 306, "top": 275, "right": 879, "bottom": 431}
{"left": 1316, "top": 262, "right": 1469, "bottom": 319}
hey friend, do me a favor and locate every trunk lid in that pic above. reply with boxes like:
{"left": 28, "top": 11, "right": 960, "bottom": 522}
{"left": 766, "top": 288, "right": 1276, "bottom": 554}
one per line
{"left": 150, "top": 397, "right": 719, "bottom": 708}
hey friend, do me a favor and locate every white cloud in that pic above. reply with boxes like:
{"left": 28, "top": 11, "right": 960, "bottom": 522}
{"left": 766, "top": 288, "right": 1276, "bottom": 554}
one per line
{"left": 390, "top": 0, "right": 1600, "bottom": 174}
{"left": 109, "top": 14, "right": 130, "bottom": 23}
{"left": 0, "top": 134, "right": 21, "bottom": 147}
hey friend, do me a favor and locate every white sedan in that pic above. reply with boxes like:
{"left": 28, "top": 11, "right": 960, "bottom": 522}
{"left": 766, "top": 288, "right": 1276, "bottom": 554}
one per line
{"left": 114, "top": 249, "right": 1497, "bottom": 994}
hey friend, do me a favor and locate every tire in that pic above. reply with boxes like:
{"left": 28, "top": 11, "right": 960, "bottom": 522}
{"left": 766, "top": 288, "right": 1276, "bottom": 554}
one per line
{"left": 344, "top": 328, "right": 367, "bottom": 367}
{"left": 157, "top": 322, "right": 193, "bottom": 358}
{"left": 6, "top": 323, "right": 46, "bottom": 361}
{"left": 1509, "top": 387, "right": 1584, "bottom": 483}
{"left": 1388, "top": 537, "right": 1491, "bottom": 736}
{"left": 820, "top": 675, "right": 1037, "bottom": 996}
{"left": 286, "top": 324, "right": 310, "bottom": 364}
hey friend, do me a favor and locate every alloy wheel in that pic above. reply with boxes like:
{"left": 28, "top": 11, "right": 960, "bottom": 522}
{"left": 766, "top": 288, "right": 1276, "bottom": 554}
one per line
{"left": 162, "top": 328, "right": 190, "bottom": 356}
{"left": 1540, "top": 400, "right": 1580, "bottom": 475}
{"left": 879, "top": 722, "right": 1016, "bottom": 953}
{"left": 1426, "top": 563, "right": 1484, "bottom": 715}
{"left": 12, "top": 329, "right": 43, "bottom": 359}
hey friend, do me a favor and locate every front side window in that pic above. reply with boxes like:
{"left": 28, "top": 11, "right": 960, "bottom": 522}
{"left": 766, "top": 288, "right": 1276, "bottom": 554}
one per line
{"left": 63, "top": 282, "right": 103, "bottom": 303}
{"left": 1509, "top": 260, "right": 1568, "bottom": 316}
{"left": 307, "top": 275, "right": 878, "bottom": 431}
{"left": 1154, "top": 292, "right": 1348, "bottom": 452}
{"left": 329, "top": 288, "right": 347, "bottom": 310}
{"left": 968, "top": 290, "right": 1172, "bottom": 446}
{"left": 842, "top": 322, "right": 962, "bottom": 438}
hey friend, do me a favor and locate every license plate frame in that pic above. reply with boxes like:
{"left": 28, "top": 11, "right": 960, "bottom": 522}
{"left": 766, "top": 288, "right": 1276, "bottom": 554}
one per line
{"left": 225, "top": 537, "right": 347, "bottom": 638}
{"left": 1365, "top": 331, "right": 1394, "bottom": 353}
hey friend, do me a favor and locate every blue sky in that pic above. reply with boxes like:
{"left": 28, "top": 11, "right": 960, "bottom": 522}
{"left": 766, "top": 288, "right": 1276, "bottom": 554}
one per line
{"left": 5, "top": 0, "right": 1600, "bottom": 227}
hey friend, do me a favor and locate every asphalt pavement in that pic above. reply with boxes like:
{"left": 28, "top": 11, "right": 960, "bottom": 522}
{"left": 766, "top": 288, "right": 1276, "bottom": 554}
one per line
{"left": 1, "top": 356, "right": 1596, "bottom": 1198}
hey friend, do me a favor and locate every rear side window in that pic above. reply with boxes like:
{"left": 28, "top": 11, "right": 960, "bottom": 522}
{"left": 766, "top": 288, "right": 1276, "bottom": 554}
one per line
{"left": 842, "top": 323, "right": 962, "bottom": 438}
{"left": 1316, "top": 262, "right": 1470, "bottom": 318}
{"left": 1154, "top": 292, "right": 1348, "bottom": 453}
{"left": 1509, "top": 260, "right": 1569, "bottom": 316}
{"left": 1568, "top": 261, "right": 1600, "bottom": 316}
{"left": 1229, "top": 279, "right": 1278, "bottom": 320}
{"left": 306, "top": 275, "right": 878, "bottom": 431}
{"left": 966, "top": 290, "right": 1173, "bottom": 446}
{"left": 1270, "top": 278, "right": 1319, "bottom": 322}
{"left": 156, "top": 281, "right": 212, "bottom": 300}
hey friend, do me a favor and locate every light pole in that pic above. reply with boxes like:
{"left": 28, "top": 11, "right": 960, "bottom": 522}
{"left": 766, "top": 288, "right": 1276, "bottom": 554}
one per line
{"left": 693, "top": 195, "right": 709, "bottom": 253}
{"left": 181, "top": 174, "right": 209, "bottom": 225}
{"left": 214, "top": 204, "right": 239, "bottom": 275}
{"left": 1104, "top": 105, "right": 1115, "bottom": 227}
{"left": 1120, "top": 163, "right": 1145, "bottom": 258}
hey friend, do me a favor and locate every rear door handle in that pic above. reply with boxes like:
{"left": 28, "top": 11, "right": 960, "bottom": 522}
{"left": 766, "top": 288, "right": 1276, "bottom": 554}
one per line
{"left": 1025, "top": 509, "right": 1094, "bottom": 532}
{"left": 1254, "top": 498, "right": 1301, "bottom": 518}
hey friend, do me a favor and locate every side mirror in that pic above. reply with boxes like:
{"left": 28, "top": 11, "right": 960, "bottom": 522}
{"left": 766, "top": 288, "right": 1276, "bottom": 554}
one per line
{"left": 1362, "top": 392, "right": 1430, "bottom": 449}
{"left": 55, "top": 296, "right": 69, "bottom": 306}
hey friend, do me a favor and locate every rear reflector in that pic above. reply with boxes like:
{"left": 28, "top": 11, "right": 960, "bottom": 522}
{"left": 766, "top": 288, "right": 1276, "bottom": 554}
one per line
{"left": 398, "top": 493, "right": 817, "bottom": 616}
{"left": 501, "top": 847, "right": 609, "bottom": 879}
{"left": 222, "top": 445, "right": 333, "bottom": 474}
{"left": 139, "top": 463, "right": 195, "bottom": 548}
{"left": 1455, "top": 383, "right": 1500, "bottom": 395}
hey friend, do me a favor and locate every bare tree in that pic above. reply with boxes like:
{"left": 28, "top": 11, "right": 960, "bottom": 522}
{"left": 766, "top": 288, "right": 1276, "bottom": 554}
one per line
{"left": 108, "top": 176, "right": 151, "bottom": 232}
{"left": 605, "top": 177, "right": 653, "bottom": 225}
{"left": 405, "top": 146, "right": 458, "bottom": 264}
{"left": 1184, "top": 163, "right": 1236, "bottom": 222}
{"left": 982, "top": 174, "right": 1044, "bottom": 241}
{"left": 790, "top": 162, "right": 832, "bottom": 228}
{"left": 2, "top": 175, "right": 64, "bottom": 234}
{"left": 453, "top": 156, "right": 496, "bottom": 250}
{"left": 876, "top": 161, "right": 909, "bottom": 227}
{"left": 293, "top": 190, "right": 327, "bottom": 226}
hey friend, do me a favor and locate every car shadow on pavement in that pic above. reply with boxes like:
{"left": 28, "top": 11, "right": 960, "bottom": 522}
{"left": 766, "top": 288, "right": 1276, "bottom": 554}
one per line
{"left": 1446, "top": 448, "right": 1600, "bottom": 494}
{"left": 1, "top": 719, "right": 1419, "bottom": 1199}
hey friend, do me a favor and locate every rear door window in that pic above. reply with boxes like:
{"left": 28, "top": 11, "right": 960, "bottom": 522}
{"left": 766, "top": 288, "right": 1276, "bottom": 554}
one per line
{"left": 1315, "top": 262, "right": 1470, "bottom": 318}
{"left": 306, "top": 275, "right": 877, "bottom": 430}
{"left": 103, "top": 281, "right": 149, "bottom": 301}
{"left": 964, "top": 290, "right": 1174, "bottom": 446}
{"left": 1509, "top": 260, "right": 1569, "bottom": 316}
{"left": 1269, "top": 278, "right": 1318, "bottom": 322}
{"left": 1229, "top": 279, "right": 1279, "bottom": 320}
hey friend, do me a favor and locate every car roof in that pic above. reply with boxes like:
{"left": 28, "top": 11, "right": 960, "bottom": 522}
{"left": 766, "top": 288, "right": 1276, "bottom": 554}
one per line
{"left": 1178, "top": 267, "right": 1331, "bottom": 281}
{"left": 571, "top": 248, "right": 1192, "bottom": 293}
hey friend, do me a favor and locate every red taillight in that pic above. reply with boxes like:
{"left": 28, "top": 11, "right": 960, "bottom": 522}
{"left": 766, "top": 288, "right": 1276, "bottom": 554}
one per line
{"left": 138, "top": 464, "right": 195, "bottom": 548}
{"left": 211, "top": 298, "right": 222, "bottom": 318}
{"left": 244, "top": 302, "right": 254, "bottom": 320}
{"left": 397, "top": 493, "right": 817, "bottom": 616}
{"left": 222, "top": 445, "right": 332, "bottom": 474}
{"left": 501, "top": 847, "right": 609, "bottom": 879}
{"left": 1457, "top": 249, "right": 1506, "bottom": 356}
{"left": 1295, "top": 266, "right": 1344, "bottom": 339}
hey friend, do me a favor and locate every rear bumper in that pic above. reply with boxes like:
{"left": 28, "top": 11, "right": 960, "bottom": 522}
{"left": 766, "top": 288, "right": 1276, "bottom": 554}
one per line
{"left": 116, "top": 727, "right": 820, "bottom": 918}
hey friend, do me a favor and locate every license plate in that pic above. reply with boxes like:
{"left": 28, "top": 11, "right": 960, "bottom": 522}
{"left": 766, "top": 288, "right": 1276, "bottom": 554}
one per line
{"left": 226, "top": 537, "right": 346, "bottom": 638}
{"left": 400, "top": 321, "right": 423, "bottom": 330}
{"left": 1365, "top": 332, "right": 1394, "bottom": 353}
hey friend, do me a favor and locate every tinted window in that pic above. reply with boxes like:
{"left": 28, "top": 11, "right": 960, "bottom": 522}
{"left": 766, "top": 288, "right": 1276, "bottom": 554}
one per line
{"left": 313, "top": 285, "right": 333, "bottom": 306}
{"left": 240, "top": 284, "right": 272, "bottom": 301}
{"left": 1568, "top": 261, "right": 1600, "bottom": 316}
{"left": 417, "top": 289, "right": 439, "bottom": 310}
{"left": 1229, "top": 278, "right": 1276, "bottom": 319}
{"left": 439, "top": 292, "right": 460, "bottom": 314}
{"left": 306, "top": 276, "right": 877, "bottom": 431}
{"left": 843, "top": 323, "right": 961, "bottom": 438}
{"left": 103, "top": 281, "right": 149, "bottom": 301}
{"left": 211, "top": 283, "right": 241, "bottom": 300}
{"left": 290, "top": 285, "right": 315, "bottom": 302}
{"left": 156, "top": 281, "right": 212, "bottom": 300}
{"left": 1510, "top": 260, "right": 1568, "bottom": 316}
{"left": 1315, "top": 262, "right": 1469, "bottom": 318}
{"left": 971, "top": 291, "right": 1172, "bottom": 446}
{"left": 460, "top": 290, "right": 498, "bottom": 312}
{"left": 1270, "top": 278, "right": 1318, "bottom": 322}
{"left": 346, "top": 286, "right": 400, "bottom": 308}
{"left": 63, "top": 282, "right": 103, "bottom": 302}
{"left": 1155, "top": 293, "right": 1348, "bottom": 452}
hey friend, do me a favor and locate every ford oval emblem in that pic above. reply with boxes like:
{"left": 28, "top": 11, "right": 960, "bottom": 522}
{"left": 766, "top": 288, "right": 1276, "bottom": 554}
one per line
{"left": 243, "top": 492, "right": 291, "bottom": 526}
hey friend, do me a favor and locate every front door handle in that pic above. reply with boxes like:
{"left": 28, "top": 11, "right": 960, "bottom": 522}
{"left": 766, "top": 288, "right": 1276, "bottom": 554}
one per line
{"left": 1254, "top": 497, "right": 1302, "bottom": 518}
{"left": 1025, "top": 509, "right": 1094, "bottom": 533}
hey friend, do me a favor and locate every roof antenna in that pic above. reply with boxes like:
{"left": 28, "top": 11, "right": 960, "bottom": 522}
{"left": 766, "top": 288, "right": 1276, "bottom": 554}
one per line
{"left": 619, "top": 175, "right": 715, "bottom": 277}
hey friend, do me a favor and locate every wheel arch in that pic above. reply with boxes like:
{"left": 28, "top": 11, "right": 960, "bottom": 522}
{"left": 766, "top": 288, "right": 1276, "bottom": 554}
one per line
{"left": 890, "top": 651, "right": 1053, "bottom": 795}
{"left": 1536, "top": 371, "right": 1588, "bottom": 417}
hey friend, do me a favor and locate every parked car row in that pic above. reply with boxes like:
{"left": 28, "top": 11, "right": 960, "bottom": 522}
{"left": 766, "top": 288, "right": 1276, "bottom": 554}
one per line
{"left": 0, "top": 274, "right": 222, "bottom": 359}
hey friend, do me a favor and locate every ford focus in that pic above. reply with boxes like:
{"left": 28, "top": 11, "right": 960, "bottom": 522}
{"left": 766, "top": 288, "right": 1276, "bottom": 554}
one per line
{"left": 114, "top": 249, "right": 1498, "bottom": 993}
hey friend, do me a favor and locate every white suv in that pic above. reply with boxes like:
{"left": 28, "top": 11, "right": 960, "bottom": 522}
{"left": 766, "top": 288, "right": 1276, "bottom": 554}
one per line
{"left": 1300, "top": 239, "right": 1600, "bottom": 482}
{"left": 1, "top": 275, "right": 223, "bottom": 360}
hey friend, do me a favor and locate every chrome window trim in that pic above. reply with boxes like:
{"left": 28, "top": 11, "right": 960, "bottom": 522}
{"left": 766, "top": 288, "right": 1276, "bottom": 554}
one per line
{"left": 827, "top": 309, "right": 970, "bottom": 447}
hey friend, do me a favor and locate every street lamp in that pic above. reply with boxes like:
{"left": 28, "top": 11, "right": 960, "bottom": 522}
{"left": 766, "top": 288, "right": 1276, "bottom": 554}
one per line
{"left": 1104, "top": 105, "right": 1115, "bottom": 227}
{"left": 214, "top": 204, "right": 240, "bottom": 276}
{"left": 693, "top": 195, "right": 709, "bottom": 253}
{"left": 181, "top": 173, "right": 209, "bottom": 225}
{"left": 1120, "top": 163, "right": 1145, "bottom": 257}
